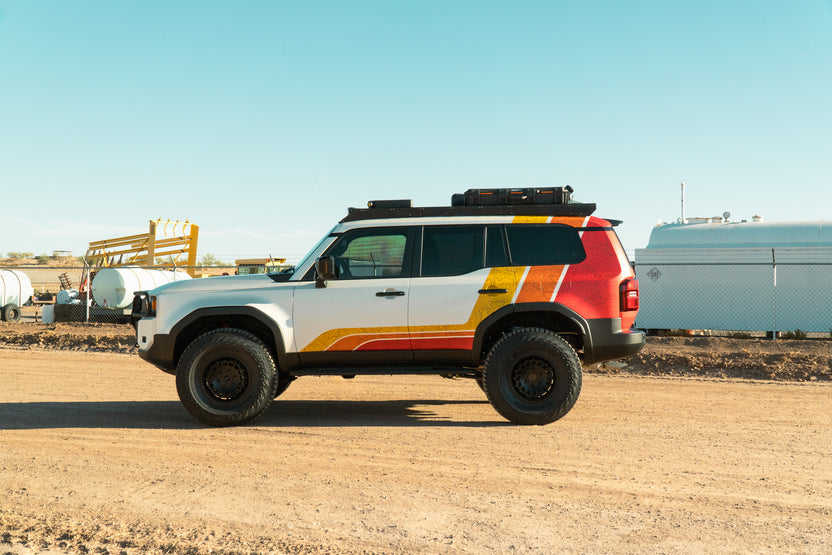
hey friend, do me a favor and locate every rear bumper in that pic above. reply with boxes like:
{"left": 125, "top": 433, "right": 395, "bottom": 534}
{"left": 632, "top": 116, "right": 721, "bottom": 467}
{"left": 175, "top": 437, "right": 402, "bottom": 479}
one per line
{"left": 584, "top": 318, "right": 645, "bottom": 365}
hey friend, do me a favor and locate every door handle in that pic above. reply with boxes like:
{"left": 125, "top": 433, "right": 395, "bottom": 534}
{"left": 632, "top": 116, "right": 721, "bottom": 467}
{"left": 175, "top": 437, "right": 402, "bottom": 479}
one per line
{"left": 376, "top": 290, "right": 405, "bottom": 297}
{"left": 478, "top": 288, "right": 507, "bottom": 294}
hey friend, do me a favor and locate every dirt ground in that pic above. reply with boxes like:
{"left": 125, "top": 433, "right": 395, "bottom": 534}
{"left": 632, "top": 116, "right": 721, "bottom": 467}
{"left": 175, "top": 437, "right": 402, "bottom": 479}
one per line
{"left": 1, "top": 325, "right": 831, "bottom": 554}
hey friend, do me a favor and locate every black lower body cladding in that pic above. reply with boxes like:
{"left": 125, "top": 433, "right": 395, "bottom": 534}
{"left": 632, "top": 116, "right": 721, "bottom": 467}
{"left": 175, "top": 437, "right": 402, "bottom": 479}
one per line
{"left": 583, "top": 318, "right": 645, "bottom": 365}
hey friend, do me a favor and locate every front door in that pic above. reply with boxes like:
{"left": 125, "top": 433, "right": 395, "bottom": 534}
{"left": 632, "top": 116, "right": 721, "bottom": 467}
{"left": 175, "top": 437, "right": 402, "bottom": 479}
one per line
{"left": 292, "top": 226, "right": 416, "bottom": 365}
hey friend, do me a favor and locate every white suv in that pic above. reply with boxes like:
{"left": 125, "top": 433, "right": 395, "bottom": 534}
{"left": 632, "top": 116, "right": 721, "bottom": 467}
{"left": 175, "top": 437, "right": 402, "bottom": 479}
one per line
{"left": 132, "top": 188, "right": 644, "bottom": 426}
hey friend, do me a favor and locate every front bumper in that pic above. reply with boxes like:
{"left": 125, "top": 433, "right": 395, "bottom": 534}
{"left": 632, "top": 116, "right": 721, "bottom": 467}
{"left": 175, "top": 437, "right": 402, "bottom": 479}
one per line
{"left": 136, "top": 317, "right": 176, "bottom": 374}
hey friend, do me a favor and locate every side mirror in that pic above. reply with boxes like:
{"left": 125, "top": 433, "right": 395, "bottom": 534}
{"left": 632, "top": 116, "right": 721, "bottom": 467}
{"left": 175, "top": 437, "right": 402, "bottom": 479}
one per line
{"left": 315, "top": 256, "right": 336, "bottom": 288}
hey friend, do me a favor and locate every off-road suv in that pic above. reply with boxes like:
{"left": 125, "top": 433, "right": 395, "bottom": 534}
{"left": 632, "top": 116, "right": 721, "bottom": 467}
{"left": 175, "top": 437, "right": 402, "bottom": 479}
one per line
{"left": 132, "top": 187, "right": 644, "bottom": 426}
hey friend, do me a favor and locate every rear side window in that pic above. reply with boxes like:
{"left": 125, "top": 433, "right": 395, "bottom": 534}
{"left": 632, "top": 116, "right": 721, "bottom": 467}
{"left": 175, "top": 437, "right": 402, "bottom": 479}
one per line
{"left": 506, "top": 224, "right": 586, "bottom": 266}
{"left": 421, "top": 226, "right": 484, "bottom": 277}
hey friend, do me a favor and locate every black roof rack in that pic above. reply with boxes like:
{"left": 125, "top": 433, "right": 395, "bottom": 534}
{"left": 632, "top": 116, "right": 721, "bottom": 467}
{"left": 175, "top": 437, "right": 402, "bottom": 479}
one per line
{"left": 341, "top": 187, "right": 595, "bottom": 223}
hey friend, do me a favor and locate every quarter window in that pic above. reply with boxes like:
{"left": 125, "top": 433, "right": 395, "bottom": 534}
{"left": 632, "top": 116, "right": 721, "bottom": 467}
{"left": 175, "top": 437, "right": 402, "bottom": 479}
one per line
{"left": 506, "top": 224, "right": 586, "bottom": 266}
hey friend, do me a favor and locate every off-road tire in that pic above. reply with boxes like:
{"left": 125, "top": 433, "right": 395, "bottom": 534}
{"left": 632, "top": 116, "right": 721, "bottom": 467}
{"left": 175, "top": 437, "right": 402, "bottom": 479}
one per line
{"left": 176, "top": 328, "right": 277, "bottom": 427}
{"left": 475, "top": 371, "right": 486, "bottom": 394}
{"left": 273, "top": 374, "right": 295, "bottom": 399}
{"left": 2, "top": 303, "right": 21, "bottom": 322}
{"left": 483, "top": 327, "right": 582, "bottom": 425}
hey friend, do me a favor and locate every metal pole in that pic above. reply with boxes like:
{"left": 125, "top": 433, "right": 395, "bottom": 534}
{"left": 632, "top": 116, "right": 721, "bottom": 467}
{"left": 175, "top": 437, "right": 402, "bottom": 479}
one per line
{"left": 84, "top": 260, "right": 90, "bottom": 323}
{"left": 771, "top": 248, "right": 776, "bottom": 340}
{"left": 681, "top": 182, "right": 686, "bottom": 223}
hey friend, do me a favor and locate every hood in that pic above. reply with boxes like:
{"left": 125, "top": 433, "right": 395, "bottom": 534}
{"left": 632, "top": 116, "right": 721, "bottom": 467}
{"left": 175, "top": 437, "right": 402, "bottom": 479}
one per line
{"left": 149, "top": 274, "right": 285, "bottom": 296}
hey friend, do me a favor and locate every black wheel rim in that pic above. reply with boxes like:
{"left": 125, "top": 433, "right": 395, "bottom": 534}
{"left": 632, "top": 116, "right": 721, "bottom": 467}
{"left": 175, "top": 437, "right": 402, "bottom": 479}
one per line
{"left": 203, "top": 358, "right": 248, "bottom": 401}
{"left": 511, "top": 357, "right": 555, "bottom": 400}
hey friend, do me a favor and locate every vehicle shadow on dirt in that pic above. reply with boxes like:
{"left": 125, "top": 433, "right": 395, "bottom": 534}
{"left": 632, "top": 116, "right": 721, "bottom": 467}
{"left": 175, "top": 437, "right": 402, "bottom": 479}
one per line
{"left": 263, "top": 399, "right": 502, "bottom": 427}
{"left": 0, "top": 399, "right": 505, "bottom": 430}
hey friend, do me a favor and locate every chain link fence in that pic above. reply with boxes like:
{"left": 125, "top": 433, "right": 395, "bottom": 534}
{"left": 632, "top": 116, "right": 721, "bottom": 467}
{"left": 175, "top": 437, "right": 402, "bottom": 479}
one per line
{"left": 635, "top": 247, "right": 832, "bottom": 337}
{"left": 2, "top": 265, "right": 235, "bottom": 325}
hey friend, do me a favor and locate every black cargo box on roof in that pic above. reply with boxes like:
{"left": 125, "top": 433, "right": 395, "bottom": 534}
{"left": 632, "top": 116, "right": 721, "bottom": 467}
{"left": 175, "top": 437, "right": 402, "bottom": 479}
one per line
{"left": 452, "top": 187, "right": 573, "bottom": 207}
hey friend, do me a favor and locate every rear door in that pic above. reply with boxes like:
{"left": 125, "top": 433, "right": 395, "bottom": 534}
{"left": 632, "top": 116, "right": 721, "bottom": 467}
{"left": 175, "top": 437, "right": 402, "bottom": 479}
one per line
{"left": 408, "top": 225, "right": 518, "bottom": 358}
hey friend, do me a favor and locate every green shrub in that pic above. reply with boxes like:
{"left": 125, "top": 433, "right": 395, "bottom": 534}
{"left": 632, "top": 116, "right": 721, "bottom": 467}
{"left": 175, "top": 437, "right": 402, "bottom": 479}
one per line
{"left": 782, "top": 329, "right": 808, "bottom": 340}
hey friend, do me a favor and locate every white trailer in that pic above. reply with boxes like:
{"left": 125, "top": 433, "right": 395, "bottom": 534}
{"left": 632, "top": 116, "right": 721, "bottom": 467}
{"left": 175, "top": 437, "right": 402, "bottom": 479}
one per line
{"left": 634, "top": 219, "right": 832, "bottom": 333}
{"left": 0, "top": 269, "right": 34, "bottom": 322}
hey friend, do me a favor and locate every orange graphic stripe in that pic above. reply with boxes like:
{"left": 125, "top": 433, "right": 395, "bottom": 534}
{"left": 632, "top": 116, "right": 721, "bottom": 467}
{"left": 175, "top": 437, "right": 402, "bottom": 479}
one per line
{"left": 328, "top": 332, "right": 410, "bottom": 351}
{"left": 515, "top": 265, "right": 566, "bottom": 303}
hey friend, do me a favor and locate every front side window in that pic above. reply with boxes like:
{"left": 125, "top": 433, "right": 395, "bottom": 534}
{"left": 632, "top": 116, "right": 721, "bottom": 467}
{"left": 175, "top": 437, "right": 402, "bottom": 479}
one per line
{"left": 506, "top": 224, "right": 586, "bottom": 266}
{"left": 326, "top": 228, "right": 412, "bottom": 279}
{"left": 421, "top": 226, "right": 484, "bottom": 277}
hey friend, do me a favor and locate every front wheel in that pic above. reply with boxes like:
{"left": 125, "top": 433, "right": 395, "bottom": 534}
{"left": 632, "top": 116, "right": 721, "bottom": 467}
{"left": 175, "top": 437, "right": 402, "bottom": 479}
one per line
{"left": 483, "top": 328, "right": 582, "bottom": 425}
{"left": 176, "top": 329, "right": 277, "bottom": 426}
{"left": 273, "top": 374, "right": 295, "bottom": 399}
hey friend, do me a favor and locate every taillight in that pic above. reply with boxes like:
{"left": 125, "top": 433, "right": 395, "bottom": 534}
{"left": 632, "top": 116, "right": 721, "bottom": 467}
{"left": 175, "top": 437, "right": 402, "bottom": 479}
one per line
{"left": 620, "top": 279, "right": 639, "bottom": 311}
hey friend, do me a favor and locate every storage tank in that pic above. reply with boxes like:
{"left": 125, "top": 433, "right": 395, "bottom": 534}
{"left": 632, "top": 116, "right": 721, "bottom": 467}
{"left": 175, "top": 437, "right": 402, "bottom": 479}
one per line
{"left": 56, "top": 289, "right": 81, "bottom": 305}
{"left": 0, "top": 270, "right": 34, "bottom": 320}
{"left": 635, "top": 219, "right": 832, "bottom": 333}
{"left": 91, "top": 268, "right": 192, "bottom": 309}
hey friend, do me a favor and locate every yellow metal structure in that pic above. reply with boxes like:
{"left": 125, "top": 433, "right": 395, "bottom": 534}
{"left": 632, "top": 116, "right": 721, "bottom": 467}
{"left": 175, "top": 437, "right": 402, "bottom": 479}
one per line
{"left": 80, "top": 220, "right": 199, "bottom": 293}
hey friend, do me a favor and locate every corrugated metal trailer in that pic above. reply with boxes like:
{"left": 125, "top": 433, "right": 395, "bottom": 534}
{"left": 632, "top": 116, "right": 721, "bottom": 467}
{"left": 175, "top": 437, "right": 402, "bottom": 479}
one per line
{"left": 634, "top": 220, "right": 832, "bottom": 333}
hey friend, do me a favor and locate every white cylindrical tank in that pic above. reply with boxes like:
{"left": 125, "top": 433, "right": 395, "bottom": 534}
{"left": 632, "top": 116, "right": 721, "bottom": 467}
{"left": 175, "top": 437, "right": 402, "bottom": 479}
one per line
{"left": 0, "top": 269, "right": 34, "bottom": 307}
{"left": 56, "top": 289, "right": 80, "bottom": 305}
{"left": 91, "top": 268, "right": 192, "bottom": 309}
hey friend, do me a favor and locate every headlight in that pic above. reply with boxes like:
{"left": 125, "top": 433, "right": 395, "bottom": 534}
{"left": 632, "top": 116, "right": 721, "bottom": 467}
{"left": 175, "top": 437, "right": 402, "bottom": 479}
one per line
{"left": 131, "top": 291, "right": 157, "bottom": 318}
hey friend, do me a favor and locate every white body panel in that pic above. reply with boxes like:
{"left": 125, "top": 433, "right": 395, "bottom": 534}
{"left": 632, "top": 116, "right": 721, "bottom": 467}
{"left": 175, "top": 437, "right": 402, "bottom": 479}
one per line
{"left": 292, "top": 277, "right": 410, "bottom": 352}
{"left": 408, "top": 269, "right": 490, "bottom": 328}
{"left": 136, "top": 274, "right": 296, "bottom": 353}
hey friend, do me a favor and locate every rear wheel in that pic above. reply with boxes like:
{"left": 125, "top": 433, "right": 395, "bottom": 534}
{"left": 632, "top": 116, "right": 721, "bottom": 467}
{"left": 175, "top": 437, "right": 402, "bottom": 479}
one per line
{"left": 483, "top": 327, "right": 582, "bottom": 425}
{"left": 176, "top": 329, "right": 276, "bottom": 426}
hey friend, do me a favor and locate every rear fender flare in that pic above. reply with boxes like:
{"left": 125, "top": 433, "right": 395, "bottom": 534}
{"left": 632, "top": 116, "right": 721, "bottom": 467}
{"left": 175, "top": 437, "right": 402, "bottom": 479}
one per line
{"left": 473, "top": 303, "right": 591, "bottom": 361}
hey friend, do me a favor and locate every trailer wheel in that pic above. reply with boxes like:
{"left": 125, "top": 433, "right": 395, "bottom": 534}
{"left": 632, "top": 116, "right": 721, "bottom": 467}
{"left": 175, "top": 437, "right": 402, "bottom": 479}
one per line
{"left": 176, "top": 328, "right": 276, "bottom": 426}
{"left": 483, "top": 327, "right": 582, "bottom": 425}
{"left": 2, "top": 303, "right": 21, "bottom": 322}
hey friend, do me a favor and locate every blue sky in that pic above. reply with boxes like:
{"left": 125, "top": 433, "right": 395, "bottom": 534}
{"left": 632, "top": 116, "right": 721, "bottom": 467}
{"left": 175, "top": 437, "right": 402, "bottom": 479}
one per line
{"left": 1, "top": 1, "right": 830, "bottom": 263}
